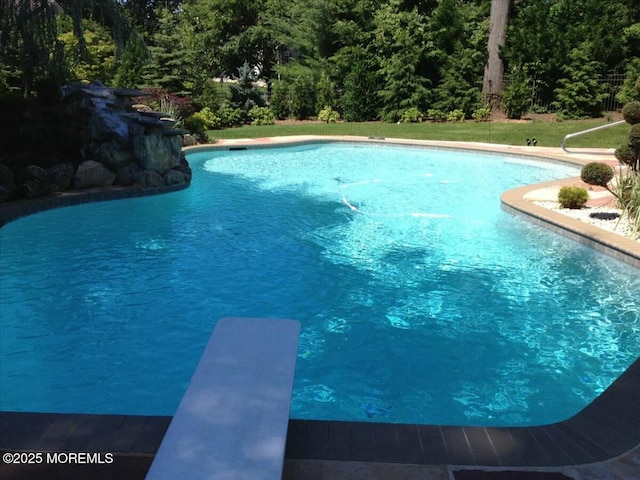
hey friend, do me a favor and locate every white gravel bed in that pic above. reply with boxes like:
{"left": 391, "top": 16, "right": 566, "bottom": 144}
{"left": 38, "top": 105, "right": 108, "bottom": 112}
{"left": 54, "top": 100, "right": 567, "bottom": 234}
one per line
{"left": 535, "top": 201, "right": 639, "bottom": 242}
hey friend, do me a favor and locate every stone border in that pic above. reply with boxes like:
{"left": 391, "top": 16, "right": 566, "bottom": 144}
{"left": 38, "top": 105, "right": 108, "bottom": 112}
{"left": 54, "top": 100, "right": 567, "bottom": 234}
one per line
{"left": 501, "top": 180, "right": 640, "bottom": 269}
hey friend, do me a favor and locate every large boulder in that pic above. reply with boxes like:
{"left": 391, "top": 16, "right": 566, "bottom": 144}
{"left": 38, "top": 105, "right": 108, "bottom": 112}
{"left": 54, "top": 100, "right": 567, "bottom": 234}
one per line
{"left": 18, "top": 165, "right": 50, "bottom": 198}
{"left": 0, "top": 163, "right": 15, "bottom": 202}
{"left": 73, "top": 160, "right": 116, "bottom": 189}
{"left": 115, "top": 163, "right": 143, "bottom": 186}
{"left": 134, "top": 168, "right": 163, "bottom": 187}
{"left": 47, "top": 163, "right": 75, "bottom": 192}
{"left": 133, "top": 131, "right": 182, "bottom": 174}
{"left": 182, "top": 134, "right": 198, "bottom": 147}
{"left": 92, "top": 139, "right": 135, "bottom": 169}
{"left": 163, "top": 169, "right": 190, "bottom": 186}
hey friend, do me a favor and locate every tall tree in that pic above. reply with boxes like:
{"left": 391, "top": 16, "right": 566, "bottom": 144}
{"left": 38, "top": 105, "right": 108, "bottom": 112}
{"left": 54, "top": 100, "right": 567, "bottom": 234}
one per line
{"left": 374, "top": 2, "right": 431, "bottom": 122}
{"left": 482, "top": 0, "right": 510, "bottom": 108}
{"left": 1, "top": 0, "right": 63, "bottom": 96}
{"left": 142, "top": 7, "right": 187, "bottom": 93}
{"left": 1, "top": 0, "right": 136, "bottom": 96}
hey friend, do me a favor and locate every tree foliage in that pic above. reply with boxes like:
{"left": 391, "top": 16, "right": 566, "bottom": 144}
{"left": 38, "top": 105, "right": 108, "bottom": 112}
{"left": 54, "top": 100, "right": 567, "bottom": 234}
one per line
{"left": 142, "top": 7, "right": 187, "bottom": 93}
{"left": 2, "top": 0, "right": 639, "bottom": 119}
{"left": 553, "top": 44, "right": 608, "bottom": 119}
{"left": 57, "top": 15, "right": 116, "bottom": 84}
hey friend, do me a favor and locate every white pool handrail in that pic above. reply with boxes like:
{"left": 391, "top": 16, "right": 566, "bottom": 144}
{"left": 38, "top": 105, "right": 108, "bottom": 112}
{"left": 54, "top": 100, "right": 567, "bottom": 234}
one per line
{"left": 560, "top": 119, "right": 626, "bottom": 153}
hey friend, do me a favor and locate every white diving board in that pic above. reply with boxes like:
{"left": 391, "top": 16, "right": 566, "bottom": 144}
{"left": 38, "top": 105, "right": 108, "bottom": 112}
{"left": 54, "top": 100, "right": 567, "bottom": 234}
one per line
{"left": 145, "top": 317, "right": 301, "bottom": 480}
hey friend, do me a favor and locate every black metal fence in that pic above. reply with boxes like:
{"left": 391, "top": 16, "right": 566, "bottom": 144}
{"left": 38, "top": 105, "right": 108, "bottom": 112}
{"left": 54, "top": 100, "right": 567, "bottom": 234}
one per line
{"left": 502, "top": 73, "right": 627, "bottom": 113}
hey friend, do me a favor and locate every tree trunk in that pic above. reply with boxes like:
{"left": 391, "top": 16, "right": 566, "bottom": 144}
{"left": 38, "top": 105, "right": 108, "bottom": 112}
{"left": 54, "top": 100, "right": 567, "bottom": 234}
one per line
{"left": 482, "top": 0, "right": 511, "bottom": 109}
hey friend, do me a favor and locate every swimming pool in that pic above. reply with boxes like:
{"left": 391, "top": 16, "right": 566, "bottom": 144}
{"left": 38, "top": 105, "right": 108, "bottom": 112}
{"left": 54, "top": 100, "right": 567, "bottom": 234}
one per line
{"left": 1, "top": 142, "right": 638, "bottom": 426}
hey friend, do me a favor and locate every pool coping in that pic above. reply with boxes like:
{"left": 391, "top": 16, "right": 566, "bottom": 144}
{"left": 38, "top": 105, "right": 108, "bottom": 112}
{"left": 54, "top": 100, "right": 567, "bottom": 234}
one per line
{"left": 1, "top": 136, "right": 639, "bottom": 476}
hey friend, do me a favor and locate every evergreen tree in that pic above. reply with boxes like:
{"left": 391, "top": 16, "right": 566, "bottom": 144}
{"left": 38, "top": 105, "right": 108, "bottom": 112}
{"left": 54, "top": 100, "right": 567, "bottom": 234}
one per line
{"left": 229, "top": 61, "right": 264, "bottom": 118}
{"left": 142, "top": 8, "right": 187, "bottom": 94}
{"left": 618, "top": 58, "right": 640, "bottom": 105}
{"left": 290, "top": 74, "right": 315, "bottom": 120}
{"left": 113, "top": 37, "right": 148, "bottom": 88}
{"left": 341, "top": 58, "right": 381, "bottom": 122}
{"left": 374, "top": 4, "right": 430, "bottom": 122}
{"left": 553, "top": 44, "right": 608, "bottom": 119}
{"left": 315, "top": 71, "right": 337, "bottom": 112}
{"left": 269, "top": 80, "right": 292, "bottom": 119}
{"left": 431, "top": 0, "right": 486, "bottom": 118}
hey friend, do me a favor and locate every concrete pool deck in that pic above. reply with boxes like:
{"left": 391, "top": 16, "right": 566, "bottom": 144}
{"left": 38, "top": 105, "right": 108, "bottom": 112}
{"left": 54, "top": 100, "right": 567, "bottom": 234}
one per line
{"left": 1, "top": 137, "right": 639, "bottom": 479}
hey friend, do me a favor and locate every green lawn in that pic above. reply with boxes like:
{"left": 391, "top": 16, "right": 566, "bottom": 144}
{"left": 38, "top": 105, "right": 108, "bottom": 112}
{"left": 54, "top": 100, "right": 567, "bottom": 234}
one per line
{"left": 210, "top": 118, "right": 629, "bottom": 149}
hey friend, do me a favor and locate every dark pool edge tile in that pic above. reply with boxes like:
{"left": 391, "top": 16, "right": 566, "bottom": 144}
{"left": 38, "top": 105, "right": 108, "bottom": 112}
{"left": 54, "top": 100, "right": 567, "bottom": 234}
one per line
{"left": 0, "top": 182, "right": 190, "bottom": 228}
{"left": 1, "top": 358, "right": 639, "bottom": 468}
{"left": 283, "top": 357, "right": 640, "bottom": 467}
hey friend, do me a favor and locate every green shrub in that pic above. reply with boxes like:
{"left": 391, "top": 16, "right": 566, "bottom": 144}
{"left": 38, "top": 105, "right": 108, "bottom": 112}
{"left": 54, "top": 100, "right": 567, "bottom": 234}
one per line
{"left": 290, "top": 75, "right": 316, "bottom": 120}
{"left": 552, "top": 45, "right": 607, "bottom": 119}
{"left": 616, "top": 57, "right": 640, "bottom": 105}
{"left": 315, "top": 72, "right": 336, "bottom": 114}
{"left": 558, "top": 186, "right": 589, "bottom": 209}
{"left": 400, "top": 107, "right": 422, "bottom": 123}
{"left": 341, "top": 59, "right": 381, "bottom": 122}
{"left": 615, "top": 144, "right": 638, "bottom": 168}
{"left": 472, "top": 105, "right": 491, "bottom": 122}
{"left": 217, "top": 105, "right": 243, "bottom": 127}
{"left": 629, "top": 123, "right": 640, "bottom": 149}
{"left": 269, "top": 80, "right": 291, "bottom": 119}
{"left": 317, "top": 106, "right": 340, "bottom": 123}
{"left": 446, "top": 109, "right": 465, "bottom": 123}
{"left": 248, "top": 106, "right": 275, "bottom": 126}
{"left": 531, "top": 104, "right": 548, "bottom": 114}
{"left": 502, "top": 76, "right": 530, "bottom": 119}
{"left": 183, "top": 113, "right": 210, "bottom": 142}
{"left": 581, "top": 162, "right": 615, "bottom": 187}
{"left": 159, "top": 96, "right": 184, "bottom": 127}
{"left": 622, "top": 101, "right": 640, "bottom": 125}
{"left": 613, "top": 170, "right": 640, "bottom": 238}
{"left": 426, "top": 109, "right": 447, "bottom": 122}
{"left": 195, "top": 78, "right": 224, "bottom": 111}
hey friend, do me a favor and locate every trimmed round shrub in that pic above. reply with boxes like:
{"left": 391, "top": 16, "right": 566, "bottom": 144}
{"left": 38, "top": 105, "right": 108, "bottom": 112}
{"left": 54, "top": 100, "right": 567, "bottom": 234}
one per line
{"left": 622, "top": 101, "right": 640, "bottom": 125}
{"left": 615, "top": 144, "right": 638, "bottom": 167}
{"left": 558, "top": 186, "right": 589, "bottom": 209}
{"left": 629, "top": 123, "right": 640, "bottom": 149}
{"left": 581, "top": 162, "right": 615, "bottom": 187}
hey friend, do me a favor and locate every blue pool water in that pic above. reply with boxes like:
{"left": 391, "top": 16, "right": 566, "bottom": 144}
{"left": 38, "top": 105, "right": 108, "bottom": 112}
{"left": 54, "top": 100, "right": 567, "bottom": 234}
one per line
{"left": 1, "top": 143, "right": 639, "bottom": 426}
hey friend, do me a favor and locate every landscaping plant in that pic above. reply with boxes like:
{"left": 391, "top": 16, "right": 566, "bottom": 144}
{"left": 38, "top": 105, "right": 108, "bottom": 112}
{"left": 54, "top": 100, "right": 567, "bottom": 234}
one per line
{"left": 557, "top": 186, "right": 589, "bottom": 209}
